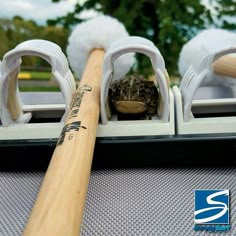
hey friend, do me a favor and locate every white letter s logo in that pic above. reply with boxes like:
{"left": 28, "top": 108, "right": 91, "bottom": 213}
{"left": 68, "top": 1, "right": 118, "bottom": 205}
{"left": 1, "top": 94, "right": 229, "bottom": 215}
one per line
{"left": 195, "top": 190, "right": 229, "bottom": 224}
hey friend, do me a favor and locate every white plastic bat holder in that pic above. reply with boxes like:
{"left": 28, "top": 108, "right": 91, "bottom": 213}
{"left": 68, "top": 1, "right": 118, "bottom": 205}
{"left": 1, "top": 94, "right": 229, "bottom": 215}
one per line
{"left": 0, "top": 39, "right": 76, "bottom": 127}
{"left": 98, "top": 36, "right": 174, "bottom": 137}
{"left": 173, "top": 45, "right": 236, "bottom": 134}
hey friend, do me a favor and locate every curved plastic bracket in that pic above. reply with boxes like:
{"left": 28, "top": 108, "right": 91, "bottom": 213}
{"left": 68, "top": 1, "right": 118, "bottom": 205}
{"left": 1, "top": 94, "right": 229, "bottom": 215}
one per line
{"left": 101, "top": 36, "right": 170, "bottom": 124}
{"left": 180, "top": 45, "right": 236, "bottom": 122}
{"left": 0, "top": 39, "right": 76, "bottom": 126}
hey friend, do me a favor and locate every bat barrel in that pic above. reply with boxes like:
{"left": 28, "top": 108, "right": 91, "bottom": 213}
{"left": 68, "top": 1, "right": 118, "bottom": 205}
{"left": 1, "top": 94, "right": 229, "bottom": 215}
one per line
{"left": 213, "top": 55, "right": 236, "bottom": 78}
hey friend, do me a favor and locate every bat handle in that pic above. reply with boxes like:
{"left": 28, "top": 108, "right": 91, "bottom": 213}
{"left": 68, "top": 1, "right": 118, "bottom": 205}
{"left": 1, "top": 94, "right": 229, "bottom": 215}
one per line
{"left": 213, "top": 55, "right": 236, "bottom": 78}
{"left": 23, "top": 49, "right": 105, "bottom": 236}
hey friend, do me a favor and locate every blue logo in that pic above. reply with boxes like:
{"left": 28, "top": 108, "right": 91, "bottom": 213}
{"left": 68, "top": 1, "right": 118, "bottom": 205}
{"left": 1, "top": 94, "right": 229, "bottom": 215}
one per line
{"left": 194, "top": 190, "right": 229, "bottom": 224}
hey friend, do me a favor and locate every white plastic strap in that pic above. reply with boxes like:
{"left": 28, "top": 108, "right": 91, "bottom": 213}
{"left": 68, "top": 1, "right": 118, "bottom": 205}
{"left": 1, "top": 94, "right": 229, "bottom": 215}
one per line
{"left": 0, "top": 39, "right": 76, "bottom": 126}
{"left": 101, "top": 36, "right": 169, "bottom": 124}
{"left": 180, "top": 45, "right": 236, "bottom": 122}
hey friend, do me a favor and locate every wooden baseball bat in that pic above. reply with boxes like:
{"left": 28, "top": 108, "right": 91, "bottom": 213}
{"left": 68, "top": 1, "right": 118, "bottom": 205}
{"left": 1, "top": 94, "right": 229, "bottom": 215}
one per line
{"left": 213, "top": 55, "right": 236, "bottom": 78}
{"left": 8, "top": 68, "right": 22, "bottom": 120}
{"left": 23, "top": 48, "right": 105, "bottom": 236}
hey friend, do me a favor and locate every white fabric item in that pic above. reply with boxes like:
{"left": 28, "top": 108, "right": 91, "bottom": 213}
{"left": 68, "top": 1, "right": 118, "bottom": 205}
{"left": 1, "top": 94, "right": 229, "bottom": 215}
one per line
{"left": 67, "top": 15, "right": 135, "bottom": 80}
{"left": 178, "top": 29, "right": 236, "bottom": 86}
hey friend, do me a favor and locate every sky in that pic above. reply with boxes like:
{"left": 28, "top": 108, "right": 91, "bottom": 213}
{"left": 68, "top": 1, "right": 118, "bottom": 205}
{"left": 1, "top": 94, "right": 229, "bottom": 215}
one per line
{"left": 0, "top": 0, "right": 89, "bottom": 25}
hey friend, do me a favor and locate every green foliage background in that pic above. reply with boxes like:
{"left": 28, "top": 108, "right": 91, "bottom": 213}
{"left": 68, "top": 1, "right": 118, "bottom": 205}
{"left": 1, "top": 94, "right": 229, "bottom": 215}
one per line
{"left": 0, "top": 16, "right": 69, "bottom": 69}
{"left": 0, "top": 1, "right": 236, "bottom": 76}
{"left": 49, "top": 0, "right": 236, "bottom": 76}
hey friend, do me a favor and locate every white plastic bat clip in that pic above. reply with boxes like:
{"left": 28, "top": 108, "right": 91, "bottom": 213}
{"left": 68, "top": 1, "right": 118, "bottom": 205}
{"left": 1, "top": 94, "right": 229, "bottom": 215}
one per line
{"left": 0, "top": 39, "right": 76, "bottom": 126}
{"left": 101, "top": 36, "right": 170, "bottom": 124}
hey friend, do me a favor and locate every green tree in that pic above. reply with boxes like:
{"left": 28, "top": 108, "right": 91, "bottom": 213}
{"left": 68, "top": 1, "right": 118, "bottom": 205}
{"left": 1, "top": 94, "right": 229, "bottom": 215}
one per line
{"left": 40, "top": 26, "right": 70, "bottom": 55}
{"left": 0, "top": 16, "right": 69, "bottom": 69}
{"left": 0, "top": 25, "right": 9, "bottom": 57}
{"left": 209, "top": 0, "right": 236, "bottom": 29}
{"left": 49, "top": 0, "right": 236, "bottom": 76}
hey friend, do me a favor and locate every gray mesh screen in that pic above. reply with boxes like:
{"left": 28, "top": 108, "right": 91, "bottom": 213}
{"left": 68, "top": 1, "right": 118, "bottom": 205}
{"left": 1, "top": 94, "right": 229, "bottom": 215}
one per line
{"left": 0, "top": 168, "right": 235, "bottom": 236}
{"left": 20, "top": 92, "right": 64, "bottom": 105}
